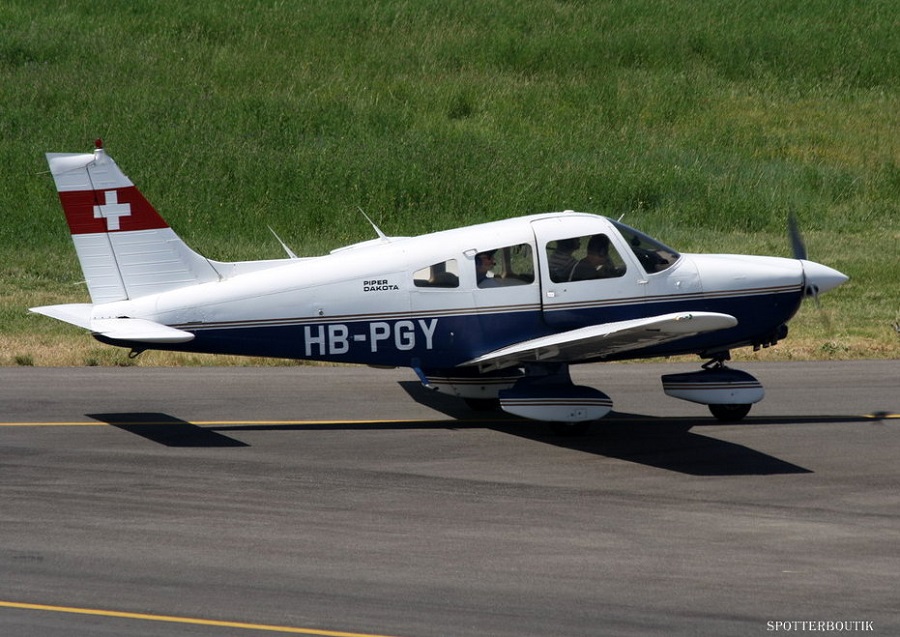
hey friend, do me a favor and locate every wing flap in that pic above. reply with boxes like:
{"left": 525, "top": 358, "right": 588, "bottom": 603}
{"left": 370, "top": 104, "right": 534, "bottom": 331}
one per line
{"left": 462, "top": 311, "right": 737, "bottom": 372}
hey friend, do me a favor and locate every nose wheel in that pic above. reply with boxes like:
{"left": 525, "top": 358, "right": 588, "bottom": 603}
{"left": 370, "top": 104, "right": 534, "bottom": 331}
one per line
{"left": 662, "top": 354, "right": 763, "bottom": 422}
{"left": 704, "top": 357, "right": 753, "bottom": 422}
{"left": 708, "top": 402, "right": 752, "bottom": 422}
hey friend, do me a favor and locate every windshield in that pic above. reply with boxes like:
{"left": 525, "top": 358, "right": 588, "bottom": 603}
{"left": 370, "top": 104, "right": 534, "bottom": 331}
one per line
{"left": 610, "top": 220, "right": 680, "bottom": 273}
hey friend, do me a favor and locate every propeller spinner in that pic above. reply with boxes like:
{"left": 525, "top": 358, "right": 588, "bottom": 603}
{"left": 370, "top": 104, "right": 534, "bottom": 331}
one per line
{"left": 788, "top": 214, "right": 848, "bottom": 299}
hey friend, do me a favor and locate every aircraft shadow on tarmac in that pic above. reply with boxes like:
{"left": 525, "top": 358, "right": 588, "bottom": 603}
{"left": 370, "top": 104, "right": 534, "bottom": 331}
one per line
{"left": 87, "top": 383, "right": 875, "bottom": 476}
{"left": 395, "top": 382, "right": 817, "bottom": 476}
{"left": 88, "top": 413, "right": 249, "bottom": 448}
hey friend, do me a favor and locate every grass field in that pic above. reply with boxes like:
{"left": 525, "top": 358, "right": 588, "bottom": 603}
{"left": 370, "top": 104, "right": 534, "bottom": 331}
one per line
{"left": 2, "top": 0, "right": 897, "bottom": 366}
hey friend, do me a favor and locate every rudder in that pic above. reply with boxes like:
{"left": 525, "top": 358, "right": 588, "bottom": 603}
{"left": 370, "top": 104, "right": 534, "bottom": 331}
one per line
{"left": 46, "top": 140, "right": 219, "bottom": 303}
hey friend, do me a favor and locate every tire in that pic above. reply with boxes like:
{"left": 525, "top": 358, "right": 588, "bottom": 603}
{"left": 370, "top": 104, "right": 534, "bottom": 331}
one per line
{"left": 465, "top": 397, "right": 501, "bottom": 412}
{"left": 549, "top": 421, "right": 592, "bottom": 436}
{"left": 708, "top": 403, "right": 752, "bottom": 422}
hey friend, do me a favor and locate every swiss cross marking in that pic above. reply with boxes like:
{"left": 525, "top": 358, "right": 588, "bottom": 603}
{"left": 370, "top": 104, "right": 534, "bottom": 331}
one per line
{"left": 93, "top": 190, "right": 132, "bottom": 231}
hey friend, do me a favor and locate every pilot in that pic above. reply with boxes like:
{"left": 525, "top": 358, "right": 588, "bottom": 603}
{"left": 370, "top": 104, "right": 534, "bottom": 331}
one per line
{"left": 475, "top": 251, "right": 500, "bottom": 287}
{"left": 548, "top": 238, "right": 580, "bottom": 282}
{"left": 571, "top": 234, "right": 618, "bottom": 280}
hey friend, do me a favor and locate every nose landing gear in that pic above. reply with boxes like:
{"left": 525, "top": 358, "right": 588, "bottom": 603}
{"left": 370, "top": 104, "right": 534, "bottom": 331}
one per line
{"left": 707, "top": 402, "right": 753, "bottom": 422}
{"left": 661, "top": 355, "right": 764, "bottom": 422}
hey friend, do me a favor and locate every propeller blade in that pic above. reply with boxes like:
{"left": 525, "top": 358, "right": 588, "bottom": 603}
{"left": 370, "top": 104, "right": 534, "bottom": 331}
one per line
{"left": 788, "top": 213, "right": 808, "bottom": 261}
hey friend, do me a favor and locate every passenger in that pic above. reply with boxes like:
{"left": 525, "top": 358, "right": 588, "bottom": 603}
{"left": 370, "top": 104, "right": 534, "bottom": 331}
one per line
{"left": 548, "top": 238, "right": 579, "bottom": 283}
{"left": 570, "top": 234, "right": 618, "bottom": 280}
{"left": 475, "top": 251, "right": 500, "bottom": 287}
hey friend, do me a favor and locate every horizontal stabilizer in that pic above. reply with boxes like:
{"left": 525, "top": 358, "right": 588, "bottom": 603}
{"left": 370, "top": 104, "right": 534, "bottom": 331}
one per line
{"left": 462, "top": 311, "right": 738, "bottom": 372}
{"left": 30, "top": 304, "right": 93, "bottom": 330}
{"left": 30, "top": 304, "right": 194, "bottom": 344}
{"left": 90, "top": 318, "right": 195, "bottom": 344}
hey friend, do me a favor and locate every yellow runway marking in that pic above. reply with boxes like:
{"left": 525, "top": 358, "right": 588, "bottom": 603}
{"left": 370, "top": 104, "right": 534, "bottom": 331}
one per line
{"left": 0, "top": 600, "right": 403, "bottom": 636}
{"left": 0, "top": 421, "right": 107, "bottom": 426}
{"left": 0, "top": 419, "right": 432, "bottom": 427}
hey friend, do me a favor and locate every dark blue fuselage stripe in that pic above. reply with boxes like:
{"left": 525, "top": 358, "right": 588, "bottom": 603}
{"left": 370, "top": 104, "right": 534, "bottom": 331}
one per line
{"left": 132, "top": 290, "right": 804, "bottom": 368}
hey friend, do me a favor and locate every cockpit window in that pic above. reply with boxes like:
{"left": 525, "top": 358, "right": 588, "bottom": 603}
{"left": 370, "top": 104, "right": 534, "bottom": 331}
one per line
{"left": 476, "top": 243, "right": 535, "bottom": 288}
{"left": 545, "top": 234, "right": 626, "bottom": 282}
{"left": 611, "top": 220, "right": 680, "bottom": 273}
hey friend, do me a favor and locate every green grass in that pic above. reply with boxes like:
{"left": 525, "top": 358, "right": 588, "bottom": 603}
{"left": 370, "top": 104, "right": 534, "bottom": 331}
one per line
{"left": 1, "top": 0, "right": 897, "bottom": 365}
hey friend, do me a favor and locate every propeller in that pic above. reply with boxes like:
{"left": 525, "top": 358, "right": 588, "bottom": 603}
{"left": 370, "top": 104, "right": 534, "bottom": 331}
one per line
{"left": 788, "top": 213, "right": 818, "bottom": 301}
{"left": 787, "top": 214, "right": 847, "bottom": 339}
{"left": 788, "top": 212, "right": 808, "bottom": 261}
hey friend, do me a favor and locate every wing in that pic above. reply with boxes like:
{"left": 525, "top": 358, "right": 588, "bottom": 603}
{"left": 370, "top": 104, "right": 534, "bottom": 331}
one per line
{"left": 462, "top": 311, "right": 737, "bottom": 373}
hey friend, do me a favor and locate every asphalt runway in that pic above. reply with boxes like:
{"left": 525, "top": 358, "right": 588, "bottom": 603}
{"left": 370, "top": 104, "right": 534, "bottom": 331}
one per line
{"left": 1, "top": 360, "right": 898, "bottom": 636}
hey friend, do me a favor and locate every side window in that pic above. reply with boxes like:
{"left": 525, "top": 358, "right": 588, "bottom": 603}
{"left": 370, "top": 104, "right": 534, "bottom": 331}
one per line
{"left": 413, "top": 259, "right": 459, "bottom": 288}
{"left": 545, "top": 234, "right": 627, "bottom": 282}
{"left": 610, "top": 220, "right": 680, "bottom": 273}
{"left": 475, "top": 243, "right": 535, "bottom": 289}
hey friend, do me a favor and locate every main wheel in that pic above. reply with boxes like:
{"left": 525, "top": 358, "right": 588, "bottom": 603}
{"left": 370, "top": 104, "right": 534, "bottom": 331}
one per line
{"left": 549, "top": 421, "right": 592, "bottom": 436}
{"left": 465, "top": 397, "right": 501, "bottom": 412}
{"left": 708, "top": 403, "right": 752, "bottom": 422}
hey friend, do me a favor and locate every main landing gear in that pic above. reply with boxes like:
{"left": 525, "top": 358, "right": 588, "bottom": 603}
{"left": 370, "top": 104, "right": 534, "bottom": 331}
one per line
{"left": 427, "top": 353, "right": 765, "bottom": 429}
{"left": 426, "top": 364, "right": 611, "bottom": 433}
{"left": 661, "top": 354, "right": 764, "bottom": 422}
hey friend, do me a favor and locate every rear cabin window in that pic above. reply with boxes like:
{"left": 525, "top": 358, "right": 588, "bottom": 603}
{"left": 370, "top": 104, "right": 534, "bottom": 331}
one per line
{"left": 475, "top": 243, "right": 535, "bottom": 288}
{"left": 413, "top": 259, "right": 460, "bottom": 288}
{"left": 545, "top": 234, "right": 627, "bottom": 282}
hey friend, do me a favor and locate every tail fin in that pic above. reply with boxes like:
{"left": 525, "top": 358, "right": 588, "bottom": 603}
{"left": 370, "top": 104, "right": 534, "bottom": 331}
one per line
{"left": 46, "top": 141, "right": 219, "bottom": 304}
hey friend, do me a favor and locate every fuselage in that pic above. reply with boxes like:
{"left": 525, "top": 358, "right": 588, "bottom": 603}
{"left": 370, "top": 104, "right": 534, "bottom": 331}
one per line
{"left": 92, "top": 212, "right": 812, "bottom": 368}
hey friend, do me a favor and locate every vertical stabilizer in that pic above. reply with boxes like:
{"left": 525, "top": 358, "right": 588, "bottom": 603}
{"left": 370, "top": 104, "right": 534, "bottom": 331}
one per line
{"left": 46, "top": 142, "right": 219, "bottom": 303}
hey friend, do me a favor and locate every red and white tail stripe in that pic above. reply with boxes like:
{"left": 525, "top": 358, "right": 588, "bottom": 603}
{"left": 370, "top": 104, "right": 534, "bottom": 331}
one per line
{"left": 56, "top": 186, "right": 168, "bottom": 235}
{"left": 46, "top": 141, "right": 218, "bottom": 304}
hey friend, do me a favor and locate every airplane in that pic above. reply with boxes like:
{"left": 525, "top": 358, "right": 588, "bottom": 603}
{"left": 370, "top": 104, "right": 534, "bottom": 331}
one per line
{"left": 32, "top": 140, "right": 848, "bottom": 431}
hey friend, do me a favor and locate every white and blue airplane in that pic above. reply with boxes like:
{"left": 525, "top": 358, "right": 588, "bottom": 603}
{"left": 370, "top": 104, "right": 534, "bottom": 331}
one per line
{"left": 33, "top": 141, "right": 848, "bottom": 429}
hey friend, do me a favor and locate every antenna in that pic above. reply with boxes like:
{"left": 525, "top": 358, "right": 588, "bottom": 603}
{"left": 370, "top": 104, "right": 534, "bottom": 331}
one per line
{"left": 267, "top": 226, "right": 299, "bottom": 259}
{"left": 357, "top": 206, "right": 389, "bottom": 243}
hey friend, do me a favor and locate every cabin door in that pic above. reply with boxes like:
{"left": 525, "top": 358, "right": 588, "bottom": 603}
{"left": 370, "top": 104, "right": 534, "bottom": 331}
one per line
{"left": 530, "top": 216, "right": 648, "bottom": 329}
